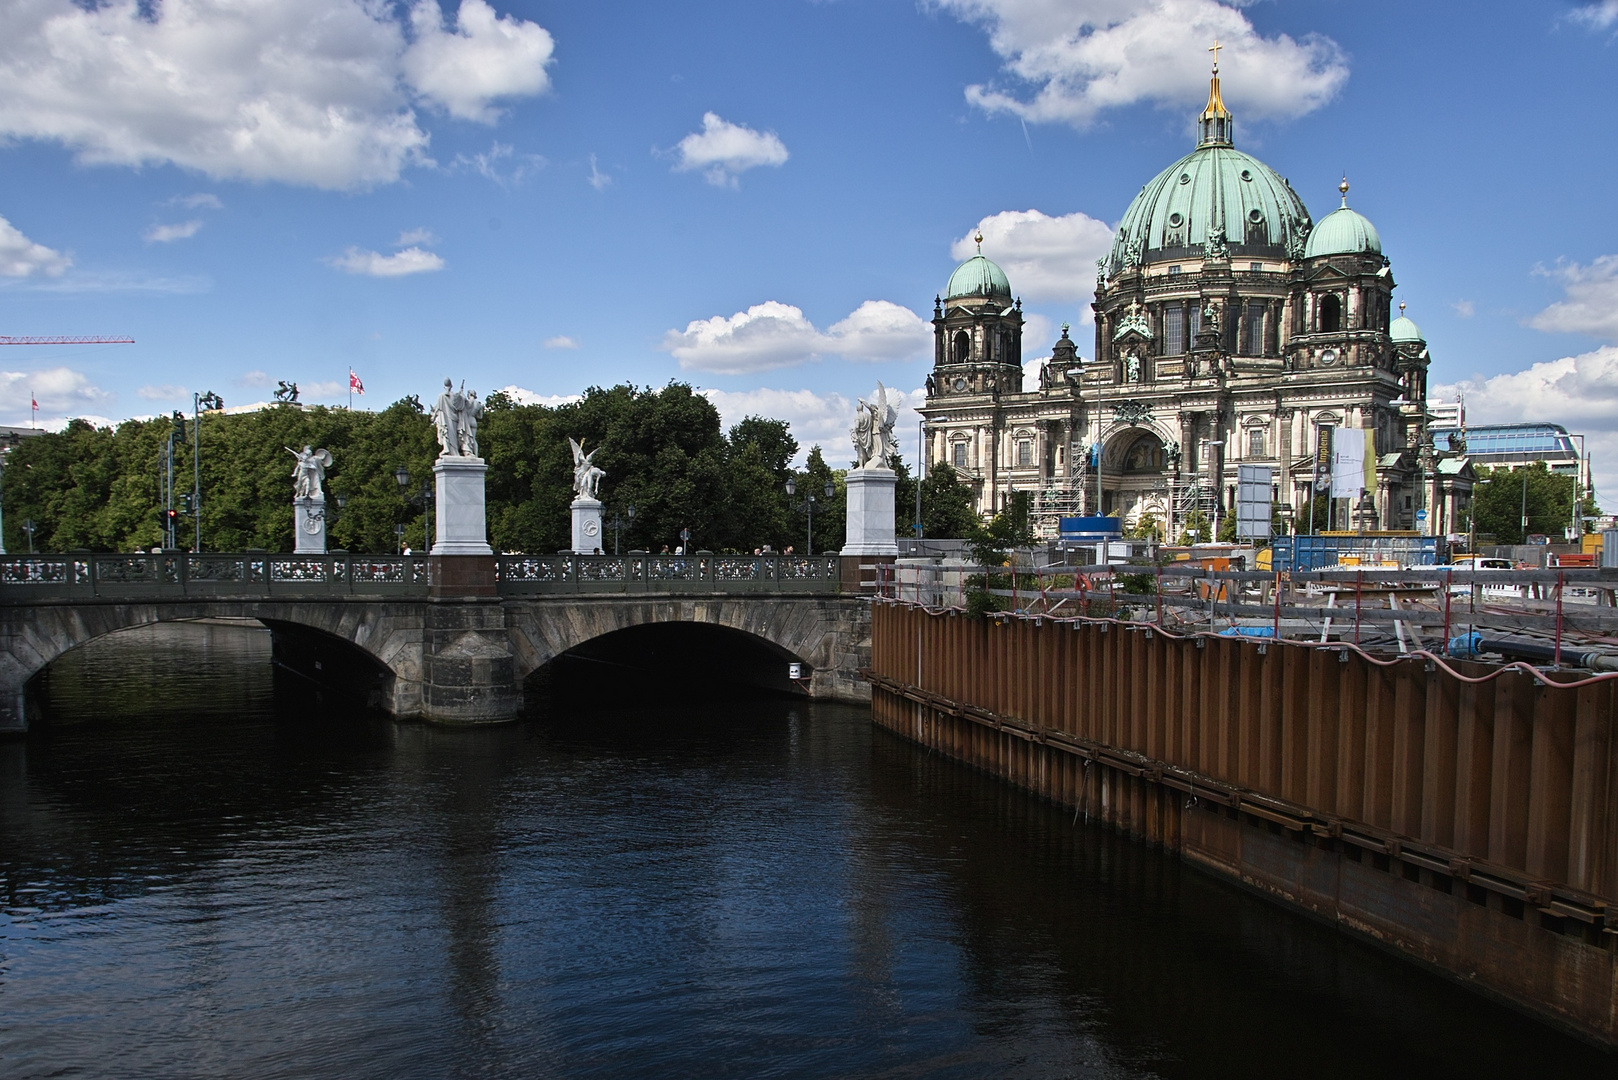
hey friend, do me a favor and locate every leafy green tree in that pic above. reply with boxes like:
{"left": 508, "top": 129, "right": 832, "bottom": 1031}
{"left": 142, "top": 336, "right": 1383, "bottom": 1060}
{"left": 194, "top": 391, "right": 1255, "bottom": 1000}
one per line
{"left": 1178, "top": 509, "right": 1211, "bottom": 545}
{"left": 916, "top": 462, "right": 978, "bottom": 538}
{"left": 1470, "top": 463, "right": 1593, "bottom": 545}
{"left": 791, "top": 445, "right": 845, "bottom": 555}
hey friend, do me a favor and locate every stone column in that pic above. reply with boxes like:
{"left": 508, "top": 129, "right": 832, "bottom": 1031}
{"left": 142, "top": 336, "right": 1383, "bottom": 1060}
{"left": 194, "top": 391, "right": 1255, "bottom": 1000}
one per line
{"left": 571, "top": 498, "right": 604, "bottom": 554}
{"left": 432, "top": 456, "right": 493, "bottom": 555}
{"left": 842, "top": 467, "right": 899, "bottom": 557}
{"left": 293, "top": 497, "right": 327, "bottom": 554}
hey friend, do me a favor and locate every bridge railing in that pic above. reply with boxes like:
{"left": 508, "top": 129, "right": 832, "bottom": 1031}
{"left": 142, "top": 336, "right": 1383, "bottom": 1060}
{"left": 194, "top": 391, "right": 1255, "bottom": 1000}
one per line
{"left": 495, "top": 554, "right": 842, "bottom": 595}
{"left": 0, "top": 552, "right": 844, "bottom": 600}
{"left": 0, "top": 552, "right": 431, "bottom": 600}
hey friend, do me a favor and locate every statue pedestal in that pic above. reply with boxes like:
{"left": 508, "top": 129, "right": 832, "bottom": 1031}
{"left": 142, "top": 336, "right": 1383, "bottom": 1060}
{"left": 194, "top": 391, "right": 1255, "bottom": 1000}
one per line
{"left": 294, "top": 496, "right": 327, "bottom": 554}
{"left": 572, "top": 497, "right": 604, "bottom": 554}
{"left": 841, "top": 467, "right": 899, "bottom": 556}
{"left": 433, "top": 456, "right": 493, "bottom": 555}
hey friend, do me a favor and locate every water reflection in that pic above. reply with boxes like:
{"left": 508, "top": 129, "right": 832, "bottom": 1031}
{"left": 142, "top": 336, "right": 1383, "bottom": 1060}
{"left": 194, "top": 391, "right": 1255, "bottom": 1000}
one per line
{"left": 0, "top": 622, "right": 1608, "bottom": 1078}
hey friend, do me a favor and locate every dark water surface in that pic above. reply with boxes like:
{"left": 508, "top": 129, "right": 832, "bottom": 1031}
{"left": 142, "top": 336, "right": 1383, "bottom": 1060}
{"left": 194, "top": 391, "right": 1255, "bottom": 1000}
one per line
{"left": 1, "top": 623, "right": 1609, "bottom": 1079}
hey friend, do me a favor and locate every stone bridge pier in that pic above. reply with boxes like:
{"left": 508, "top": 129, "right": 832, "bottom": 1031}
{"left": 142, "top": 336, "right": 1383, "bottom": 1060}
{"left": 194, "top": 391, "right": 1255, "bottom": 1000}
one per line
{"left": 0, "top": 555, "right": 873, "bottom": 733}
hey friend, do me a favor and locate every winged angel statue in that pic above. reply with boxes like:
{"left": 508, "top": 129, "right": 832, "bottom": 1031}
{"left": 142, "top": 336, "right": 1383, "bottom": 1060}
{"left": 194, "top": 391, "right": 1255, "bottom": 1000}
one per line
{"left": 569, "top": 437, "right": 605, "bottom": 501}
{"left": 851, "top": 383, "right": 899, "bottom": 470}
{"left": 286, "top": 445, "right": 332, "bottom": 500}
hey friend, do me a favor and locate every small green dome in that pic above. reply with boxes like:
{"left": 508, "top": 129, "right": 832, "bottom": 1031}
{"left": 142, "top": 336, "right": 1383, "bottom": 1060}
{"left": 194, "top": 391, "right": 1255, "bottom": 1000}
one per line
{"left": 1390, "top": 313, "right": 1423, "bottom": 343}
{"left": 1304, "top": 204, "right": 1382, "bottom": 259}
{"left": 945, "top": 253, "right": 1011, "bottom": 302}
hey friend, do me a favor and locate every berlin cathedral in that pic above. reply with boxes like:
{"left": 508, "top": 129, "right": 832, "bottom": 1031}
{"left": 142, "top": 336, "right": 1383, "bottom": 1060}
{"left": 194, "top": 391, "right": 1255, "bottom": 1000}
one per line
{"left": 919, "top": 57, "right": 1473, "bottom": 539}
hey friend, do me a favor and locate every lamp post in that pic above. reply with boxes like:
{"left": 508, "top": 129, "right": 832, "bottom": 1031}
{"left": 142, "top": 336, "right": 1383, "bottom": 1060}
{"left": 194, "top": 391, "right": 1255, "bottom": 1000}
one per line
{"left": 22, "top": 517, "right": 35, "bottom": 554}
{"left": 608, "top": 505, "right": 635, "bottom": 555}
{"left": 395, "top": 465, "right": 434, "bottom": 553}
{"left": 0, "top": 449, "right": 7, "bottom": 555}
{"left": 1207, "top": 439, "right": 1224, "bottom": 542}
{"left": 786, "top": 476, "right": 834, "bottom": 555}
{"left": 192, "top": 390, "right": 222, "bottom": 551}
{"left": 394, "top": 522, "right": 406, "bottom": 555}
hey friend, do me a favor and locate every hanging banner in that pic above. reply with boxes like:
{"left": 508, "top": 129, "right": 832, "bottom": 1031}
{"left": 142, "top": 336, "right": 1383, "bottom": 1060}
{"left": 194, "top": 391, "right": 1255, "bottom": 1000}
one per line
{"left": 1312, "top": 425, "right": 1333, "bottom": 493}
{"left": 1331, "top": 427, "right": 1367, "bottom": 498}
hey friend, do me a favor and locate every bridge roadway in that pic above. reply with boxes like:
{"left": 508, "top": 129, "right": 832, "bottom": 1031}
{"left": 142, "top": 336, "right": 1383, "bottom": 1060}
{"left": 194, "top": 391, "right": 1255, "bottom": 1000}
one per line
{"left": 0, "top": 551, "right": 873, "bottom": 733}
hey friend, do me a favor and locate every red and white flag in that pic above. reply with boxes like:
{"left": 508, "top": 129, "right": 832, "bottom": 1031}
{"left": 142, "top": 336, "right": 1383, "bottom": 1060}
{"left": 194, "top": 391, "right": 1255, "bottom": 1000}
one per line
{"left": 349, "top": 369, "right": 365, "bottom": 395}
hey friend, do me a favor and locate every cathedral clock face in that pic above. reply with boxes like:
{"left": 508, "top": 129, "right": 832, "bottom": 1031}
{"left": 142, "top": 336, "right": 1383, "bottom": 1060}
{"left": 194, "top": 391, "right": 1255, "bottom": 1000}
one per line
{"left": 953, "top": 376, "right": 967, "bottom": 391}
{"left": 1319, "top": 348, "right": 1338, "bottom": 367}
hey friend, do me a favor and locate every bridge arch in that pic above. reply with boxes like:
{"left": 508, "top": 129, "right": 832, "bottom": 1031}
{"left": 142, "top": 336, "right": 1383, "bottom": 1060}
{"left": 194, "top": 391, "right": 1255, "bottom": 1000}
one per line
{"left": 505, "top": 596, "right": 867, "bottom": 703}
{"left": 0, "top": 600, "right": 426, "bottom": 729}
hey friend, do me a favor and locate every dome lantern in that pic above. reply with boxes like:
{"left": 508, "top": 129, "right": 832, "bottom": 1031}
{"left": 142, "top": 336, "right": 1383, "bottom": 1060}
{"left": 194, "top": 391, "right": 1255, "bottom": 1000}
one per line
{"left": 1197, "top": 40, "right": 1233, "bottom": 148}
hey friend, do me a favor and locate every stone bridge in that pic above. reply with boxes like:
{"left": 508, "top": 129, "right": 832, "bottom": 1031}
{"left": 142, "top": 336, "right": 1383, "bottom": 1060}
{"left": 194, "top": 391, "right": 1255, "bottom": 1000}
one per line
{"left": 0, "top": 552, "right": 874, "bottom": 733}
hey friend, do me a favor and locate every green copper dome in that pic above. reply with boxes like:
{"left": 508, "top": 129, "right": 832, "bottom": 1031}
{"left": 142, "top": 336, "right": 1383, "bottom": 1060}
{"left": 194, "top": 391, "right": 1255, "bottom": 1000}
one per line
{"left": 1389, "top": 313, "right": 1423, "bottom": 343}
{"left": 1304, "top": 200, "right": 1382, "bottom": 259}
{"left": 1107, "top": 145, "right": 1312, "bottom": 270}
{"left": 1107, "top": 71, "right": 1311, "bottom": 272}
{"left": 945, "top": 252, "right": 1012, "bottom": 302}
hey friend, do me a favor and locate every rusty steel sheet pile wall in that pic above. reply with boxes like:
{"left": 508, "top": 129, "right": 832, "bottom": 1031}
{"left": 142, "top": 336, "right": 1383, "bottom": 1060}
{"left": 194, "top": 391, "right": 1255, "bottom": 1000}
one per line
{"left": 865, "top": 600, "right": 1618, "bottom": 1046}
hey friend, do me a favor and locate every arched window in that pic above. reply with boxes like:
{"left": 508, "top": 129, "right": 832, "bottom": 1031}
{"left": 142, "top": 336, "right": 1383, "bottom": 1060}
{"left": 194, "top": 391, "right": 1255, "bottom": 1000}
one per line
{"left": 953, "top": 330, "right": 971, "bottom": 364}
{"left": 1319, "top": 294, "right": 1342, "bottom": 333}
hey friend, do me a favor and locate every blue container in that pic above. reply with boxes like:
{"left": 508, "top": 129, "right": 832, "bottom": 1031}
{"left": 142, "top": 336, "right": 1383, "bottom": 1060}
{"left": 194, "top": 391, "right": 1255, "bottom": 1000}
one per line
{"left": 1271, "top": 535, "right": 1440, "bottom": 572}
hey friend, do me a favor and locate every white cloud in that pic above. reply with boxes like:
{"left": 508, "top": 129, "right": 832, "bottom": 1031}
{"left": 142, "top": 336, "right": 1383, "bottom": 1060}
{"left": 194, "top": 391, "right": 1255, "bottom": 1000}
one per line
{"left": 937, "top": 0, "right": 1347, "bottom": 129}
{"left": 0, "top": 366, "right": 112, "bottom": 424}
{"left": 672, "top": 112, "right": 789, "bottom": 187}
{"left": 1528, "top": 256, "right": 1618, "bottom": 340}
{"left": 587, "top": 152, "right": 612, "bottom": 191}
{"left": 1433, "top": 346, "right": 1618, "bottom": 499}
{"left": 395, "top": 227, "right": 437, "bottom": 247}
{"left": 402, "top": 0, "right": 555, "bottom": 123}
{"left": 0, "top": 214, "right": 71, "bottom": 277}
{"left": 24, "top": 270, "right": 206, "bottom": 294}
{"left": 239, "top": 370, "right": 271, "bottom": 387}
{"left": 1451, "top": 299, "right": 1475, "bottom": 318}
{"left": 327, "top": 246, "right": 445, "bottom": 277}
{"left": 701, "top": 385, "right": 929, "bottom": 467}
{"left": 137, "top": 384, "right": 187, "bottom": 400}
{"left": 950, "top": 209, "right": 1114, "bottom": 305}
{"left": 1571, "top": 2, "right": 1618, "bottom": 28}
{"left": 0, "top": 0, "right": 555, "bottom": 190}
{"left": 144, "top": 219, "right": 204, "bottom": 243}
{"left": 543, "top": 335, "right": 580, "bottom": 350}
{"left": 452, "top": 140, "right": 546, "bottom": 185}
{"left": 498, "top": 385, "right": 582, "bottom": 407}
{"left": 663, "top": 300, "right": 930, "bottom": 375}
{"left": 299, "top": 380, "right": 344, "bottom": 399}
{"left": 824, "top": 301, "right": 932, "bottom": 363}
{"left": 169, "top": 193, "right": 223, "bottom": 210}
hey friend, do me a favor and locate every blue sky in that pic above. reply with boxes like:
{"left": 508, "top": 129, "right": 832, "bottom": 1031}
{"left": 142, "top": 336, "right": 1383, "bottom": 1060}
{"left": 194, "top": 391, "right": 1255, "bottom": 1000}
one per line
{"left": 3, "top": 0, "right": 1618, "bottom": 497}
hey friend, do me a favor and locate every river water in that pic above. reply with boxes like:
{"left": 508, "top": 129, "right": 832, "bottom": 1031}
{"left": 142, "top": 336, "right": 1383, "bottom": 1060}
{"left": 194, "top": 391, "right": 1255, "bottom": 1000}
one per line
{"left": 0, "top": 623, "right": 1608, "bottom": 1079}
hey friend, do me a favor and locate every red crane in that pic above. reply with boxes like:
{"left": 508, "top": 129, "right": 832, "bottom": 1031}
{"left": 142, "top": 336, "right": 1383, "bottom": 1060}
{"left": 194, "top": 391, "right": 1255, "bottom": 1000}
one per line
{"left": 0, "top": 336, "right": 134, "bottom": 345}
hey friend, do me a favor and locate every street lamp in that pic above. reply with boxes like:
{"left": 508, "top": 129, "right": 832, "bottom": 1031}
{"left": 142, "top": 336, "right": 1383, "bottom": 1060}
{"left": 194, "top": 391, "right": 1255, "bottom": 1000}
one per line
{"left": 786, "top": 476, "right": 834, "bottom": 555}
{"left": 395, "top": 465, "right": 434, "bottom": 553}
{"left": 192, "top": 390, "right": 222, "bottom": 551}
{"left": 394, "top": 522, "right": 406, "bottom": 555}
{"left": 1206, "top": 440, "right": 1224, "bottom": 542}
{"left": 608, "top": 505, "right": 635, "bottom": 555}
{"left": 22, "top": 517, "right": 35, "bottom": 554}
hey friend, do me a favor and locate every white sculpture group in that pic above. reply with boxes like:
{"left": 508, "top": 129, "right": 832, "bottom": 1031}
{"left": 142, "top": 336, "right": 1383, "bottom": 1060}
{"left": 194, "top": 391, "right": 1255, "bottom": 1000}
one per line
{"left": 851, "top": 382, "right": 898, "bottom": 470}
{"left": 431, "top": 378, "right": 486, "bottom": 458}
{"left": 569, "top": 437, "right": 605, "bottom": 500}
{"left": 287, "top": 444, "right": 332, "bottom": 500}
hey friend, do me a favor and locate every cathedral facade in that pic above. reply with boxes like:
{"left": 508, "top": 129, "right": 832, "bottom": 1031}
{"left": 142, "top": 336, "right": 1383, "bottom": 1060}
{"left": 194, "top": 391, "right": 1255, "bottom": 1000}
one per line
{"left": 919, "top": 61, "right": 1472, "bottom": 540}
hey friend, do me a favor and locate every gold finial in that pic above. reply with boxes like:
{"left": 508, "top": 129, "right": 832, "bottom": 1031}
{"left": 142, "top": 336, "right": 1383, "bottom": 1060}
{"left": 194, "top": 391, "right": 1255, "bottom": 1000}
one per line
{"left": 974, "top": 230, "right": 983, "bottom": 254}
{"left": 1399, "top": 300, "right": 1406, "bottom": 316}
{"left": 1338, "top": 175, "right": 1350, "bottom": 207}
{"left": 1209, "top": 38, "right": 1222, "bottom": 73}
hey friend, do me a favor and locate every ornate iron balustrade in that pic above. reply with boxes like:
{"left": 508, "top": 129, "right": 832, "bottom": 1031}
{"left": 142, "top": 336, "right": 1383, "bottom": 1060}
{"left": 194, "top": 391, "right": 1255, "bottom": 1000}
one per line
{"left": 494, "top": 554, "right": 842, "bottom": 595}
{"left": 0, "top": 552, "right": 844, "bottom": 601}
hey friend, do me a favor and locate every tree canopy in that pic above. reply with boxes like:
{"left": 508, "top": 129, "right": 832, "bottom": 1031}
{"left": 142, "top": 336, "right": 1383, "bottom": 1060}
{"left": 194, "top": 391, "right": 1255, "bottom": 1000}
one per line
{"left": 0, "top": 382, "right": 945, "bottom": 556}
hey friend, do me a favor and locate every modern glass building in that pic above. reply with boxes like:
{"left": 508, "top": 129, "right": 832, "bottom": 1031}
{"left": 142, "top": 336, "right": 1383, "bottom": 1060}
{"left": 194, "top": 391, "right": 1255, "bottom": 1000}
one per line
{"left": 1429, "top": 422, "right": 1587, "bottom": 489}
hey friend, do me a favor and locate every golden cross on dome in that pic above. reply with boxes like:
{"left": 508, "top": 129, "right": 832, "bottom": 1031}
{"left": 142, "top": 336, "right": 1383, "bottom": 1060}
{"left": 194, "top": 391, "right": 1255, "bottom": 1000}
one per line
{"left": 1208, "top": 38, "right": 1222, "bottom": 72}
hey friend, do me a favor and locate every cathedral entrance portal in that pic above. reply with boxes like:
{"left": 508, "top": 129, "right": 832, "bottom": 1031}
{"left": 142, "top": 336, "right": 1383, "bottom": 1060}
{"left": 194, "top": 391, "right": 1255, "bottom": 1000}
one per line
{"left": 1099, "top": 428, "right": 1172, "bottom": 532}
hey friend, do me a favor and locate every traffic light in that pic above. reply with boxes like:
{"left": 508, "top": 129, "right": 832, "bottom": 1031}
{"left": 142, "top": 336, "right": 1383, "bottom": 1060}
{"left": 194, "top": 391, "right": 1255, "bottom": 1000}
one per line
{"left": 179, "top": 493, "right": 192, "bottom": 514}
{"left": 171, "top": 410, "right": 187, "bottom": 441}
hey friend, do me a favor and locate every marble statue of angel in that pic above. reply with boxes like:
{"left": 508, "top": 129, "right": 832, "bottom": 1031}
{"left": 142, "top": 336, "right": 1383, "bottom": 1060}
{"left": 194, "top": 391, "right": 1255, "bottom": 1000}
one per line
{"left": 569, "top": 437, "right": 605, "bottom": 501}
{"left": 286, "top": 445, "right": 332, "bottom": 500}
